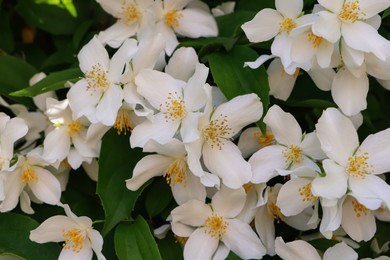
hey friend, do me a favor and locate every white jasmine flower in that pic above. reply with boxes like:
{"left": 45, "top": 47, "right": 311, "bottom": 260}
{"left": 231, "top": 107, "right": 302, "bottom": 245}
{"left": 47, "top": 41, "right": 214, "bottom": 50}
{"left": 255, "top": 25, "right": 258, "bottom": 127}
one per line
{"left": 237, "top": 127, "right": 275, "bottom": 159}
{"left": 171, "top": 186, "right": 266, "bottom": 260}
{"left": 30, "top": 203, "right": 105, "bottom": 260}
{"left": 211, "top": 2, "right": 235, "bottom": 17}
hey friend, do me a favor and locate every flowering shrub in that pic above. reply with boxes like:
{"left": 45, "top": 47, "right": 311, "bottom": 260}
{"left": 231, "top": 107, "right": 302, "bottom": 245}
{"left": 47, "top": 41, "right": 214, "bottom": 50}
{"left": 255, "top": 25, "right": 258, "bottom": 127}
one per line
{"left": 0, "top": 0, "right": 390, "bottom": 259}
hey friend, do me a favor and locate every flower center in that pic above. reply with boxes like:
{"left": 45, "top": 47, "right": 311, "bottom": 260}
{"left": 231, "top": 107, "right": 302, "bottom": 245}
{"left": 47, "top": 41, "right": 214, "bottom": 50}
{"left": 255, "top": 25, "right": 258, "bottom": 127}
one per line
{"left": 346, "top": 153, "right": 372, "bottom": 178}
{"left": 268, "top": 202, "right": 282, "bottom": 223}
{"left": 160, "top": 92, "right": 187, "bottom": 122}
{"left": 282, "top": 145, "right": 304, "bottom": 167}
{"left": 165, "top": 10, "right": 182, "bottom": 27}
{"left": 204, "top": 213, "right": 228, "bottom": 240}
{"left": 338, "top": 0, "right": 365, "bottom": 23}
{"left": 279, "top": 18, "right": 296, "bottom": 34}
{"left": 114, "top": 109, "right": 133, "bottom": 135}
{"left": 21, "top": 165, "right": 38, "bottom": 185}
{"left": 351, "top": 199, "right": 368, "bottom": 218}
{"left": 121, "top": 3, "right": 141, "bottom": 24}
{"left": 85, "top": 64, "right": 109, "bottom": 92}
{"left": 202, "top": 115, "right": 232, "bottom": 150}
{"left": 67, "top": 121, "right": 81, "bottom": 137}
{"left": 62, "top": 228, "right": 85, "bottom": 253}
{"left": 163, "top": 159, "right": 187, "bottom": 187}
{"left": 298, "top": 183, "right": 317, "bottom": 203}
{"left": 253, "top": 131, "right": 274, "bottom": 148}
{"left": 307, "top": 32, "right": 323, "bottom": 48}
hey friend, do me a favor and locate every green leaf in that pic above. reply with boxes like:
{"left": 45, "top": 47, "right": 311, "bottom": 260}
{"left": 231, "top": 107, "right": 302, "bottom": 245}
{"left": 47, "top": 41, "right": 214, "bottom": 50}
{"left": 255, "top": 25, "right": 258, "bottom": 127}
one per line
{"left": 145, "top": 179, "right": 173, "bottom": 218}
{"left": 16, "top": 1, "right": 80, "bottom": 35}
{"left": 307, "top": 238, "right": 339, "bottom": 252}
{"left": 235, "top": 0, "right": 275, "bottom": 12}
{"left": 72, "top": 20, "right": 94, "bottom": 49}
{"left": 0, "top": 55, "right": 37, "bottom": 107}
{"left": 383, "top": 7, "right": 390, "bottom": 18}
{"left": 376, "top": 220, "right": 390, "bottom": 250}
{"left": 0, "top": 213, "right": 61, "bottom": 260}
{"left": 208, "top": 45, "right": 270, "bottom": 112}
{"left": 10, "top": 68, "right": 82, "bottom": 97}
{"left": 0, "top": 10, "right": 15, "bottom": 53}
{"left": 115, "top": 216, "right": 162, "bottom": 260}
{"left": 216, "top": 11, "right": 257, "bottom": 37}
{"left": 282, "top": 99, "right": 336, "bottom": 109}
{"left": 97, "top": 129, "right": 148, "bottom": 236}
{"left": 157, "top": 233, "right": 183, "bottom": 260}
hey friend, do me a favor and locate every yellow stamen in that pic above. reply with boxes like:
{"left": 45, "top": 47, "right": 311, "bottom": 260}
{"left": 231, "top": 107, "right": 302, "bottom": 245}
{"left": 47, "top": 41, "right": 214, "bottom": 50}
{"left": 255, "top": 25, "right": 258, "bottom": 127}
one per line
{"left": 114, "top": 109, "right": 133, "bottom": 135}
{"left": 21, "top": 165, "right": 38, "bottom": 185}
{"left": 346, "top": 153, "right": 372, "bottom": 178}
{"left": 174, "top": 235, "right": 188, "bottom": 246}
{"left": 165, "top": 10, "right": 183, "bottom": 27}
{"left": 268, "top": 202, "right": 282, "bottom": 223}
{"left": 281, "top": 68, "right": 300, "bottom": 79}
{"left": 298, "top": 183, "right": 317, "bottom": 203}
{"left": 279, "top": 18, "right": 296, "bottom": 34}
{"left": 121, "top": 3, "right": 141, "bottom": 24}
{"left": 67, "top": 121, "right": 81, "bottom": 137}
{"left": 85, "top": 64, "right": 109, "bottom": 92}
{"left": 282, "top": 145, "right": 304, "bottom": 166}
{"left": 307, "top": 32, "right": 323, "bottom": 48}
{"left": 160, "top": 92, "right": 187, "bottom": 122}
{"left": 243, "top": 183, "right": 253, "bottom": 193}
{"left": 62, "top": 228, "right": 85, "bottom": 253}
{"left": 202, "top": 115, "right": 232, "bottom": 150}
{"left": 163, "top": 159, "right": 187, "bottom": 187}
{"left": 253, "top": 131, "right": 274, "bottom": 148}
{"left": 204, "top": 213, "right": 228, "bottom": 240}
{"left": 338, "top": 0, "right": 365, "bottom": 23}
{"left": 352, "top": 199, "right": 368, "bottom": 218}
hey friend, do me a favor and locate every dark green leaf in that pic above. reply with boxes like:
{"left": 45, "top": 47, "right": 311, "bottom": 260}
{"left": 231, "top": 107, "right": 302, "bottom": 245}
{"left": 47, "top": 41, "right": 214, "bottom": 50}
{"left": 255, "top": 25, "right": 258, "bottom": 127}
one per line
{"left": 376, "top": 220, "right": 390, "bottom": 250}
{"left": 73, "top": 20, "right": 94, "bottom": 49}
{"left": 157, "top": 233, "right": 183, "bottom": 260}
{"left": 0, "top": 55, "right": 36, "bottom": 107}
{"left": 0, "top": 10, "right": 15, "bottom": 53}
{"left": 307, "top": 238, "right": 339, "bottom": 252}
{"left": 11, "top": 68, "right": 82, "bottom": 97}
{"left": 235, "top": 0, "right": 275, "bottom": 12}
{"left": 115, "top": 216, "right": 162, "bottom": 260}
{"left": 216, "top": 11, "right": 257, "bottom": 37}
{"left": 282, "top": 99, "right": 336, "bottom": 109}
{"left": 145, "top": 179, "right": 173, "bottom": 218}
{"left": 97, "top": 129, "right": 148, "bottom": 236}
{"left": 383, "top": 8, "right": 390, "bottom": 19}
{"left": 0, "top": 213, "right": 61, "bottom": 260}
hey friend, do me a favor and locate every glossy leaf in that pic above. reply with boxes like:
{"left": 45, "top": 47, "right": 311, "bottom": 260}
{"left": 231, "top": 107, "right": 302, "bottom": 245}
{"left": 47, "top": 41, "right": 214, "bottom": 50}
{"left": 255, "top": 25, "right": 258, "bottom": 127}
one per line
{"left": 145, "top": 179, "right": 173, "bottom": 218}
{"left": 115, "top": 216, "right": 162, "bottom": 260}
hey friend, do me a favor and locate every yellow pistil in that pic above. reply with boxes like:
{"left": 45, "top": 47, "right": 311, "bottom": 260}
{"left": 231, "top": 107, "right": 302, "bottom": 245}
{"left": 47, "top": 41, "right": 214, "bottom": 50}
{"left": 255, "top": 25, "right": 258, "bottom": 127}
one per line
{"left": 165, "top": 10, "right": 183, "bottom": 28}
{"left": 163, "top": 159, "right": 187, "bottom": 187}
{"left": 62, "top": 228, "right": 85, "bottom": 253}
{"left": 352, "top": 199, "right": 368, "bottom": 218}
{"left": 204, "top": 213, "right": 228, "bottom": 240}
{"left": 114, "top": 109, "right": 133, "bottom": 135}
{"left": 202, "top": 115, "right": 232, "bottom": 150}
{"left": 268, "top": 202, "right": 282, "bottom": 223}
{"left": 253, "top": 131, "right": 274, "bottom": 148}
{"left": 160, "top": 92, "right": 187, "bottom": 122}
{"left": 85, "top": 64, "right": 109, "bottom": 92}
{"left": 279, "top": 17, "right": 296, "bottom": 35}
{"left": 338, "top": 0, "right": 365, "bottom": 23}
{"left": 67, "top": 121, "right": 81, "bottom": 137}
{"left": 121, "top": 3, "right": 141, "bottom": 24}
{"left": 298, "top": 183, "right": 317, "bottom": 203}
{"left": 346, "top": 153, "right": 372, "bottom": 178}
{"left": 21, "top": 165, "right": 38, "bottom": 185}
{"left": 282, "top": 145, "right": 304, "bottom": 167}
{"left": 307, "top": 32, "right": 323, "bottom": 48}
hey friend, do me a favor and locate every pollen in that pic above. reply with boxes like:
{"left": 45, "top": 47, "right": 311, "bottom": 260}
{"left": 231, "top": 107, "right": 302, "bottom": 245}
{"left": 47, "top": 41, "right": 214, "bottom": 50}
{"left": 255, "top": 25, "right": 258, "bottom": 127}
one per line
{"left": 85, "top": 64, "right": 109, "bottom": 92}
{"left": 268, "top": 202, "right": 282, "bottom": 223}
{"left": 114, "top": 109, "right": 133, "bottom": 135}
{"left": 243, "top": 183, "right": 253, "bottom": 193}
{"left": 62, "top": 228, "right": 85, "bottom": 253}
{"left": 352, "top": 199, "right": 368, "bottom": 218}
{"left": 160, "top": 92, "right": 186, "bottom": 122}
{"left": 281, "top": 68, "right": 300, "bottom": 79}
{"left": 338, "top": 0, "right": 365, "bottom": 23}
{"left": 282, "top": 145, "right": 304, "bottom": 167}
{"left": 279, "top": 17, "right": 296, "bottom": 35}
{"left": 67, "top": 121, "right": 81, "bottom": 137}
{"left": 121, "top": 3, "right": 141, "bottom": 24}
{"left": 165, "top": 10, "right": 183, "bottom": 28}
{"left": 202, "top": 115, "right": 232, "bottom": 150}
{"left": 163, "top": 159, "right": 187, "bottom": 187}
{"left": 346, "top": 153, "right": 372, "bottom": 178}
{"left": 204, "top": 214, "right": 228, "bottom": 240}
{"left": 174, "top": 235, "right": 188, "bottom": 246}
{"left": 298, "top": 183, "right": 317, "bottom": 203}
{"left": 307, "top": 32, "right": 323, "bottom": 48}
{"left": 253, "top": 131, "right": 274, "bottom": 148}
{"left": 21, "top": 165, "right": 38, "bottom": 185}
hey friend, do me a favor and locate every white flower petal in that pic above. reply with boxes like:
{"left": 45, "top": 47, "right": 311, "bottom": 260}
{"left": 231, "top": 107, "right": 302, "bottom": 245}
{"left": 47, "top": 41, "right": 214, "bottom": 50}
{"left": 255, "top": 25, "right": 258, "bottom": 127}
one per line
{"left": 244, "top": 54, "right": 275, "bottom": 69}
{"left": 323, "top": 242, "right": 358, "bottom": 260}
{"left": 184, "top": 228, "right": 219, "bottom": 260}
{"left": 132, "top": 33, "right": 165, "bottom": 74}
{"left": 360, "top": 0, "right": 390, "bottom": 19}
{"left": 275, "top": 0, "right": 303, "bottom": 18}
{"left": 241, "top": 9, "right": 282, "bottom": 43}
{"left": 87, "top": 229, "right": 106, "bottom": 260}
{"left": 30, "top": 215, "right": 77, "bottom": 243}
{"left": 222, "top": 219, "right": 266, "bottom": 259}
{"left": 267, "top": 59, "right": 297, "bottom": 101}
{"left": 291, "top": 32, "right": 317, "bottom": 65}
{"left": 183, "top": 63, "right": 209, "bottom": 111}
{"left": 175, "top": 8, "right": 218, "bottom": 38}
{"left": 307, "top": 67, "right": 335, "bottom": 91}
{"left": 312, "top": 11, "right": 341, "bottom": 43}
{"left": 59, "top": 240, "right": 93, "bottom": 260}
{"left": 275, "top": 237, "right": 321, "bottom": 260}
{"left": 95, "top": 85, "right": 123, "bottom": 126}
{"left": 156, "top": 21, "right": 179, "bottom": 56}
{"left": 255, "top": 206, "right": 276, "bottom": 256}
{"left": 165, "top": 47, "right": 198, "bottom": 81}
{"left": 97, "top": 22, "right": 138, "bottom": 48}
{"left": 30, "top": 167, "right": 61, "bottom": 205}
{"left": 67, "top": 80, "right": 100, "bottom": 121}
{"left": 317, "top": 0, "right": 343, "bottom": 13}
{"left": 264, "top": 105, "right": 302, "bottom": 145}
{"left": 300, "top": 132, "right": 326, "bottom": 160}
{"left": 171, "top": 200, "right": 211, "bottom": 226}
{"left": 20, "top": 190, "right": 34, "bottom": 214}
{"left": 237, "top": 127, "right": 263, "bottom": 158}
{"left": 0, "top": 171, "right": 24, "bottom": 212}
{"left": 143, "top": 138, "right": 186, "bottom": 157}
{"left": 271, "top": 34, "right": 293, "bottom": 69}
{"left": 43, "top": 128, "right": 70, "bottom": 163}
{"left": 78, "top": 36, "right": 109, "bottom": 73}
{"left": 108, "top": 38, "right": 138, "bottom": 81}
{"left": 365, "top": 53, "right": 390, "bottom": 80}
{"left": 172, "top": 172, "right": 206, "bottom": 205}
{"left": 315, "top": 108, "right": 359, "bottom": 163}
{"left": 319, "top": 199, "right": 343, "bottom": 239}
{"left": 211, "top": 186, "right": 246, "bottom": 218}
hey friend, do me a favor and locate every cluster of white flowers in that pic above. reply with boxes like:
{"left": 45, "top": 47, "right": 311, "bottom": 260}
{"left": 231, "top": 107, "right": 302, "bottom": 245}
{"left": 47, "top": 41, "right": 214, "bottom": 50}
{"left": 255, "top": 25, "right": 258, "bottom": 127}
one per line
{"left": 0, "top": 0, "right": 390, "bottom": 259}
